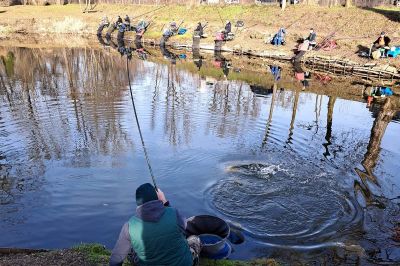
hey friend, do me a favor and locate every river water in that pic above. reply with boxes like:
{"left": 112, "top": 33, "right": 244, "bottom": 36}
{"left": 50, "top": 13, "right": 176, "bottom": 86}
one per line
{"left": 0, "top": 39, "right": 399, "bottom": 264}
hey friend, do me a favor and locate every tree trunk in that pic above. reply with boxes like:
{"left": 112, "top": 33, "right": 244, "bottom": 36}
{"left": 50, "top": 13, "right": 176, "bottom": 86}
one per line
{"left": 281, "top": 0, "right": 286, "bottom": 11}
{"left": 345, "top": 0, "right": 351, "bottom": 7}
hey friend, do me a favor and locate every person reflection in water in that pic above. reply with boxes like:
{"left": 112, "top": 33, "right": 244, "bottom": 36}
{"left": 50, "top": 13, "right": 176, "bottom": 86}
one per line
{"left": 192, "top": 48, "right": 203, "bottom": 71}
{"left": 110, "top": 183, "right": 201, "bottom": 266}
{"left": 213, "top": 51, "right": 230, "bottom": 78}
{"left": 135, "top": 41, "right": 148, "bottom": 61}
{"left": 161, "top": 45, "right": 178, "bottom": 65}
{"left": 293, "top": 62, "right": 310, "bottom": 90}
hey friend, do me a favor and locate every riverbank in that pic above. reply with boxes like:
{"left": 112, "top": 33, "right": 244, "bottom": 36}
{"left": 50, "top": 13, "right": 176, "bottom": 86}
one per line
{"left": 0, "top": 244, "right": 278, "bottom": 266}
{"left": 0, "top": 4, "right": 399, "bottom": 69}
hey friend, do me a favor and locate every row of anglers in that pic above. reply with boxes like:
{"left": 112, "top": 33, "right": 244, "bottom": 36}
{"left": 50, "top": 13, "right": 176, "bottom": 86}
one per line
{"left": 97, "top": 15, "right": 234, "bottom": 45}
{"left": 98, "top": 15, "right": 400, "bottom": 61}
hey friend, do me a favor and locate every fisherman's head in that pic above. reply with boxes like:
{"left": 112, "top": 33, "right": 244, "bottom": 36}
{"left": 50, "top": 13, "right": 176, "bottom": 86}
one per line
{"left": 136, "top": 183, "right": 158, "bottom": 206}
{"left": 310, "top": 28, "right": 314, "bottom": 33}
{"left": 226, "top": 20, "right": 230, "bottom": 24}
{"left": 170, "top": 22, "right": 177, "bottom": 27}
{"left": 380, "top": 31, "right": 385, "bottom": 37}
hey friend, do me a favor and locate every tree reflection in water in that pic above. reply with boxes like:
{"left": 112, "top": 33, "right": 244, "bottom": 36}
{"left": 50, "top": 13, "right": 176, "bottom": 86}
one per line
{"left": 0, "top": 43, "right": 399, "bottom": 263}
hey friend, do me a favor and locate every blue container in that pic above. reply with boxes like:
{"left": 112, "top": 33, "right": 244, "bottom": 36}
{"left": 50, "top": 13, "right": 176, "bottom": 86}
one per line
{"left": 186, "top": 215, "right": 230, "bottom": 259}
{"left": 387, "top": 47, "right": 400, "bottom": 58}
{"left": 178, "top": 28, "right": 187, "bottom": 35}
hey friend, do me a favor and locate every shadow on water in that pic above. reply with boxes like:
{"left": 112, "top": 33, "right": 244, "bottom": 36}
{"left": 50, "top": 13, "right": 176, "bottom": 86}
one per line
{"left": 0, "top": 37, "right": 399, "bottom": 263}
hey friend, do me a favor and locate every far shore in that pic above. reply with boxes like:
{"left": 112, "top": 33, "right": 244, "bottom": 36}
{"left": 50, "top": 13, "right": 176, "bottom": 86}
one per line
{"left": 0, "top": 4, "right": 399, "bottom": 69}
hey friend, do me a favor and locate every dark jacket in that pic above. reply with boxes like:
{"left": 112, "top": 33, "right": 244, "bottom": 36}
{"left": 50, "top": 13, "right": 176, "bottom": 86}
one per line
{"left": 109, "top": 200, "right": 187, "bottom": 266}
{"left": 225, "top": 22, "right": 231, "bottom": 34}
{"left": 374, "top": 36, "right": 391, "bottom": 47}
{"left": 307, "top": 32, "right": 316, "bottom": 42}
{"left": 194, "top": 23, "right": 204, "bottom": 36}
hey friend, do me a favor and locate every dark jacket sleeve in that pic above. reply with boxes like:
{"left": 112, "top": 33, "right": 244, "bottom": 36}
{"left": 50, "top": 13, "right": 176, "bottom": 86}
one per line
{"left": 385, "top": 36, "right": 391, "bottom": 46}
{"left": 109, "top": 223, "right": 132, "bottom": 266}
{"left": 175, "top": 208, "right": 187, "bottom": 234}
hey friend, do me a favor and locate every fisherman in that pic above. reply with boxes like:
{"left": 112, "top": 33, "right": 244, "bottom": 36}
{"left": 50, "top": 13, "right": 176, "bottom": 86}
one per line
{"left": 194, "top": 22, "right": 205, "bottom": 38}
{"left": 372, "top": 32, "right": 391, "bottom": 58}
{"left": 306, "top": 28, "right": 317, "bottom": 49}
{"left": 225, "top": 20, "right": 231, "bottom": 35}
{"left": 272, "top": 28, "right": 286, "bottom": 46}
{"left": 124, "top": 15, "right": 131, "bottom": 29}
{"left": 134, "top": 20, "right": 150, "bottom": 43}
{"left": 293, "top": 39, "right": 310, "bottom": 62}
{"left": 223, "top": 20, "right": 232, "bottom": 40}
{"left": 160, "top": 22, "right": 178, "bottom": 47}
{"left": 97, "top": 16, "right": 110, "bottom": 36}
{"left": 116, "top": 16, "right": 123, "bottom": 27}
{"left": 105, "top": 16, "right": 122, "bottom": 39}
{"left": 109, "top": 183, "right": 201, "bottom": 266}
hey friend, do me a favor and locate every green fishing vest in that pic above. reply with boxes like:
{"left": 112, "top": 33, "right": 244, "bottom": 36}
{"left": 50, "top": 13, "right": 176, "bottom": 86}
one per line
{"left": 128, "top": 207, "right": 192, "bottom": 266}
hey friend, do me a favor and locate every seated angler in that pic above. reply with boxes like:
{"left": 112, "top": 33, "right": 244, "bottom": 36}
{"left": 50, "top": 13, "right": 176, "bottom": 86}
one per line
{"left": 194, "top": 22, "right": 206, "bottom": 38}
{"left": 272, "top": 28, "right": 286, "bottom": 46}
{"left": 224, "top": 20, "right": 232, "bottom": 40}
{"left": 306, "top": 28, "right": 317, "bottom": 49}
{"left": 105, "top": 16, "right": 123, "bottom": 39}
{"left": 293, "top": 39, "right": 310, "bottom": 62}
{"left": 97, "top": 16, "right": 110, "bottom": 36}
{"left": 225, "top": 20, "right": 231, "bottom": 34}
{"left": 116, "top": 16, "right": 123, "bottom": 27}
{"left": 372, "top": 31, "right": 391, "bottom": 58}
{"left": 124, "top": 15, "right": 131, "bottom": 30}
{"left": 160, "top": 22, "right": 178, "bottom": 47}
{"left": 109, "top": 183, "right": 201, "bottom": 266}
{"left": 134, "top": 20, "right": 150, "bottom": 43}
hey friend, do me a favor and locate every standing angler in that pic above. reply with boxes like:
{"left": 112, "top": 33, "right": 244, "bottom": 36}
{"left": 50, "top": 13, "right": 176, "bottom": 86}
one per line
{"left": 109, "top": 183, "right": 201, "bottom": 266}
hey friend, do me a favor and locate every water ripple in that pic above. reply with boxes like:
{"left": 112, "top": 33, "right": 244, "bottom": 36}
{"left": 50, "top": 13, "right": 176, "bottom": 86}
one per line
{"left": 206, "top": 162, "right": 363, "bottom": 247}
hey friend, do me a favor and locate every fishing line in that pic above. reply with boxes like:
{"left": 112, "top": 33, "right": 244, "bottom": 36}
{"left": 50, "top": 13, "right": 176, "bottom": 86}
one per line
{"left": 126, "top": 57, "right": 158, "bottom": 189}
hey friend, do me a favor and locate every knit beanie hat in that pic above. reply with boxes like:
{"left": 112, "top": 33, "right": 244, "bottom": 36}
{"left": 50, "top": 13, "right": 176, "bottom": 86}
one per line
{"left": 136, "top": 183, "right": 158, "bottom": 206}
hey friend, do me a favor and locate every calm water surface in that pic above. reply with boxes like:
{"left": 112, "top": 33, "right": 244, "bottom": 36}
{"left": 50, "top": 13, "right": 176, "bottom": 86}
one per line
{"left": 0, "top": 42, "right": 399, "bottom": 264}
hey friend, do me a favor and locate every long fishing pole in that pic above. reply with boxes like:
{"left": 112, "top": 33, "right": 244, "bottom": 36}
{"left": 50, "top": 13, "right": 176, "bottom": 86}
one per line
{"left": 126, "top": 57, "right": 158, "bottom": 190}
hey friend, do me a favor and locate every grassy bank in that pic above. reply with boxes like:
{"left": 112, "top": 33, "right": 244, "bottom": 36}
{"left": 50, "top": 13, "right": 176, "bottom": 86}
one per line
{"left": 0, "top": 243, "right": 278, "bottom": 265}
{"left": 0, "top": 4, "right": 399, "bottom": 67}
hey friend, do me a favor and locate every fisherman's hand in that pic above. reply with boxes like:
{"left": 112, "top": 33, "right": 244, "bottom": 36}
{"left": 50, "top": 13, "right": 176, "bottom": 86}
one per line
{"left": 156, "top": 188, "right": 168, "bottom": 204}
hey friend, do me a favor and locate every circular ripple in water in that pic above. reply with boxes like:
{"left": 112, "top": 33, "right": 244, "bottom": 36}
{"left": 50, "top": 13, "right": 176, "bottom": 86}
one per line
{"left": 207, "top": 163, "right": 362, "bottom": 245}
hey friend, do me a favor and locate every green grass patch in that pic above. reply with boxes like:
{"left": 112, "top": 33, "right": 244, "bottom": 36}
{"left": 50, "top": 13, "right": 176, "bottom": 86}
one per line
{"left": 72, "top": 243, "right": 111, "bottom": 265}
